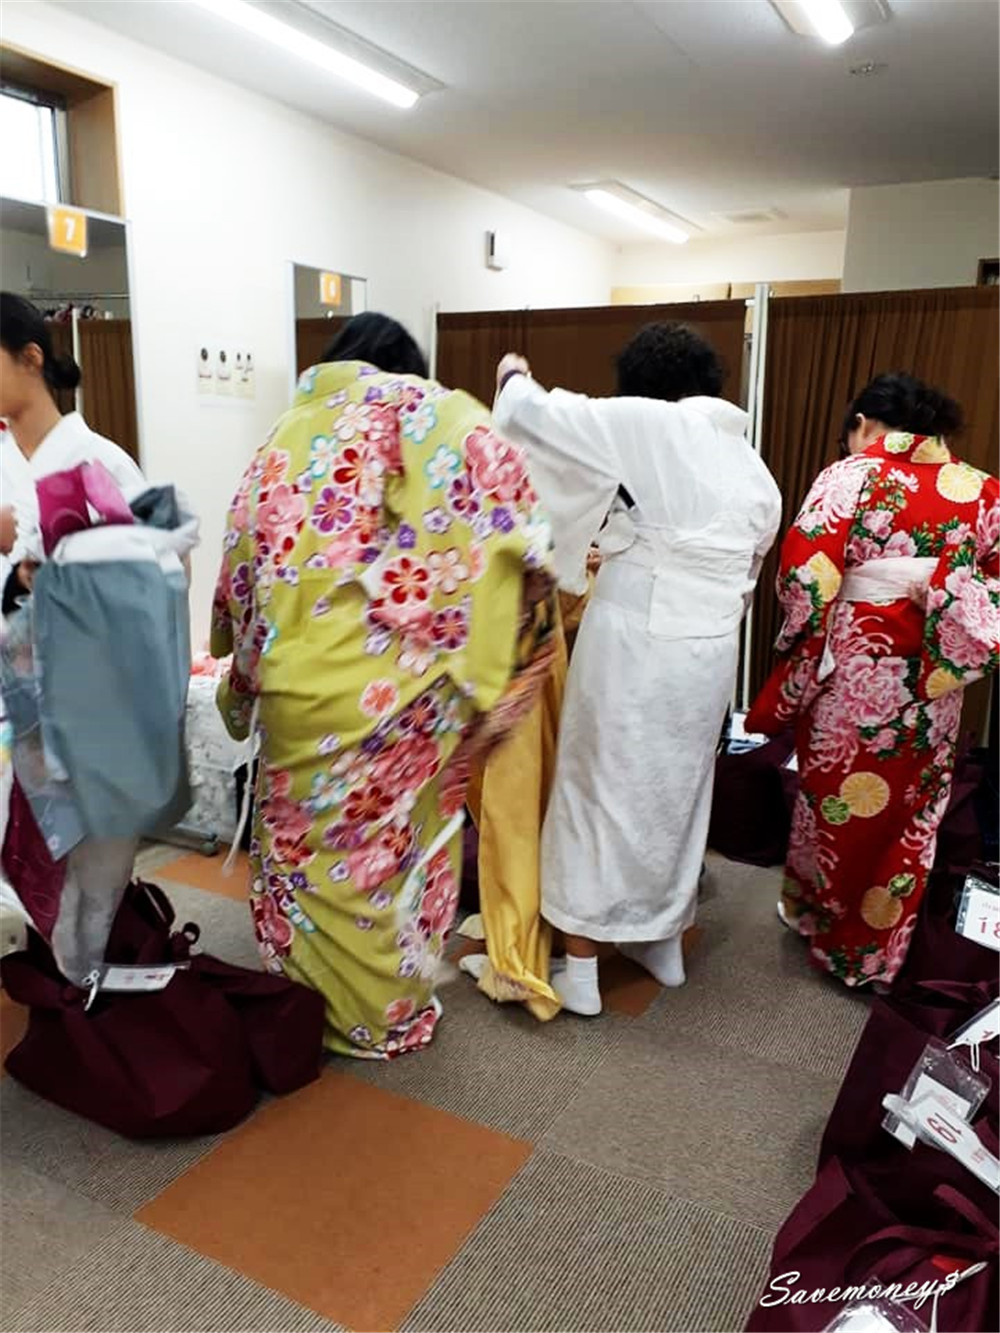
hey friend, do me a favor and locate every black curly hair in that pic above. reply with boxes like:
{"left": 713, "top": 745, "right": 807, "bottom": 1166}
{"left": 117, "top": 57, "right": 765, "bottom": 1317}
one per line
{"left": 841, "top": 372, "right": 963, "bottom": 444}
{"left": 616, "top": 322, "right": 724, "bottom": 401}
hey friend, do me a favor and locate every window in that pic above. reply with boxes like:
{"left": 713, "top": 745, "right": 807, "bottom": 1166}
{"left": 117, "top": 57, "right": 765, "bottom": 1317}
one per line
{"left": 0, "top": 83, "right": 67, "bottom": 203}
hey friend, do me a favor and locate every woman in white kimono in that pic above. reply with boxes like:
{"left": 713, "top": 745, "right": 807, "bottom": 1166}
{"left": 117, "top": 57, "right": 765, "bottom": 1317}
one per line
{"left": 1, "top": 292, "right": 150, "bottom": 978}
{"left": 0, "top": 293, "right": 144, "bottom": 595}
{"left": 494, "top": 325, "right": 782, "bottom": 1015}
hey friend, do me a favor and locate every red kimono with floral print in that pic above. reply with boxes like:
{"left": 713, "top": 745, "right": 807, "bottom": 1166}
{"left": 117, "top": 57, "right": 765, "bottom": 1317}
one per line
{"left": 749, "top": 433, "right": 1000, "bottom": 987}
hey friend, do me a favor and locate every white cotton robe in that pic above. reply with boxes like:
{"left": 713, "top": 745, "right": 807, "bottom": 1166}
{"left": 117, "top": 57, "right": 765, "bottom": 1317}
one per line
{"left": 493, "top": 375, "right": 782, "bottom": 943}
{"left": 1, "top": 411, "right": 144, "bottom": 576}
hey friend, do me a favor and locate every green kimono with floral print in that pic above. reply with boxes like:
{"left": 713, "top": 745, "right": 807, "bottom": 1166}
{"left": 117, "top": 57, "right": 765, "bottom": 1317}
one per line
{"left": 212, "top": 362, "right": 554, "bottom": 1056}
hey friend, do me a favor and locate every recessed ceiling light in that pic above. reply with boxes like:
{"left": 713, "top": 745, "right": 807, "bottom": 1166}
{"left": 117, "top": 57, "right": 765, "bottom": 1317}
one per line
{"left": 772, "top": 0, "right": 854, "bottom": 46}
{"left": 575, "top": 183, "right": 690, "bottom": 244}
{"left": 189, "top": 0, "right": 421, "bottom": 108}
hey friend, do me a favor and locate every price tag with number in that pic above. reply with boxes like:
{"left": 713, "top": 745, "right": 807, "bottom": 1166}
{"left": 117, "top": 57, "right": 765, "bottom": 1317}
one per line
{"left": 47, "top": 205, "right": 88, "bottom": 258}
{"left": 956, "top": 875, "right": 1000, "bottom": 952}
{"left": 907, "top": 1091, "right": 1000, "bottom": 1194}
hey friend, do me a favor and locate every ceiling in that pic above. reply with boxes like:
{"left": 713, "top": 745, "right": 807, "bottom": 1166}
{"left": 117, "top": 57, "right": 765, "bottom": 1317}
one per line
{"left": 56, "top": 0, "right": 999, "bottom": 243}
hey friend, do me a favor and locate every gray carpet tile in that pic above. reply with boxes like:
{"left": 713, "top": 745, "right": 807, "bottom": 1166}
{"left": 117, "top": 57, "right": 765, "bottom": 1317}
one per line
{"left": 344, "top": 966, "right": 629, "bottom": 1140}
{"left": 404, "top": 1151, "right": 773, "bottom": 1333}
{"left": 0, "top": 1161, "right": 127, "bottom": 1318}
{"left": 542, "top": 1025, "right": 838, "bottom": 1231}
{"left": 655, "top": 855, "right": 871, "bottom": 1081}
{"left": 4, "top": 1223, "right": 343, "bottom": 1333}
{"left": 0, "top": 1077, "right": 223, "bottom": 1214}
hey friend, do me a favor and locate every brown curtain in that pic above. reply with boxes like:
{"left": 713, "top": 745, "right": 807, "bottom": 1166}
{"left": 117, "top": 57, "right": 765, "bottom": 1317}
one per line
{"left": 525, "top": 300, "right": 748, "bottom": 403}
{"left": 296, "top": 318, "right": 344, "bottom": 378}
{"left": 436, "top": 310, "right": 529, "bottom": 408}
{"left": 77, "top": 320, "right": 139, "bottom": 463}
{"left": 436, "top": 301, "right": 748, "bottom": 406}
{"left": 46, "top": 321, "right": 76, "bottom": 416}
{"left": 751, "top": 285, "right": 999, "bottom": 735}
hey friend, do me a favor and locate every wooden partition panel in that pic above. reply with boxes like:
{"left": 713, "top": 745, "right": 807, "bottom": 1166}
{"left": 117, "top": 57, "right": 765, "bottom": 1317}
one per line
{"left": 296, "top": 318, "right": 344, "bottom": 379}
{"left": 437, "top": 300, "right": 748, "bottom": 407}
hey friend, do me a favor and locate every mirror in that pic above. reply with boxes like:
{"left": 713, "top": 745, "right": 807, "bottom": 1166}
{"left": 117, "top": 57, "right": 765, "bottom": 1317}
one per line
{"left": 290, "top": 262, "right": 367, "bottom": 384}
{"left": 0, "top": 196, "right": 140, "bottom": 462}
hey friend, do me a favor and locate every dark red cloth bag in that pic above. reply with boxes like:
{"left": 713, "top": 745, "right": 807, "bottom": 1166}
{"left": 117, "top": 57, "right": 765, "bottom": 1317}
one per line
{"left": 820, "top": 997, "right": 998, "bottom": 1172}
{"left": 187, "top": 955, "right": 326, "bottom": 1096}
{"left": 746, "top": 1157, "right": 999, "bottom": 1333}
{"left": 708, "top": 731, "right": 798, "bottom": 867}
{"left": 1, "top": 881, "right": 327, "bottom": 1136}
{"left": 1, "top": 931, "right": 257, "bottom": 1139}
{"left": 898, "top": 863, "right": 1000, "bottom": 992}
{"left": 107, "top": 880, "right": 326, "bottom": 1095}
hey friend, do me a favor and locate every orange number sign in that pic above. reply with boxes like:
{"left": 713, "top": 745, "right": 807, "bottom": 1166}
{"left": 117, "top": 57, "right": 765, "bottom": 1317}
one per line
{"left": 319, "top": 272, "right": 342, "bottom": 307}
{"left": 47, "top": 206, "right": 88, "bottom": 258}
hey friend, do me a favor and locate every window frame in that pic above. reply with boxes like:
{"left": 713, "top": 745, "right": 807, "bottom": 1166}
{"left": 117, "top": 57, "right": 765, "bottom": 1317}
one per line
{"left": 1, "top": 78, "right": 71, "bottom": 203}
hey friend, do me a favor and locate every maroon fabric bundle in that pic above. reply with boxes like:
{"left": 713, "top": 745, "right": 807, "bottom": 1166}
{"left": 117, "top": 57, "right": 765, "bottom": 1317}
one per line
{"left": 897, "top": 863, "right": 999, "bottom": 992}
{"left": 708, "top": 731, "right": 798, "bottom": 867}
{"left": 1, "top": 931, "right": 257, "bottom": 1139}
{"left": 1, "top": 881, "right": 326, "bottom": 1137}
{"left": 746, "top": 1157, "right": 998, "bottom": 1333}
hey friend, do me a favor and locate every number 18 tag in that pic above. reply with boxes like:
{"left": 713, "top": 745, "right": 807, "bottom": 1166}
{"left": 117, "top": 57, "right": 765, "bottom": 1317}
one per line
{"left": 955, "top": 876, "right": 1000, "bottom": 952}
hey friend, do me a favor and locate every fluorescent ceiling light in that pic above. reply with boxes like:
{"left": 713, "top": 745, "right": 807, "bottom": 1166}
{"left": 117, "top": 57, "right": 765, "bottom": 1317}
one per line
{"left": 582, "top": 188, "right": 688, "bottom": 245}
{"left": 189, "top": 0, "right": 420, "bottom": 108}
{"left": 792, "top": 1, "right": 855, "bottom": 45}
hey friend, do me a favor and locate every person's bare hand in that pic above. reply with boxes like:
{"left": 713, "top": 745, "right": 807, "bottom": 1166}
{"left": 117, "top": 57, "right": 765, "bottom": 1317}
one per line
{"left": 586, "top": 547, "right": 602, "bottom": 575}
{"left": 496, "top": 353, "right": 530, "bottom": 398}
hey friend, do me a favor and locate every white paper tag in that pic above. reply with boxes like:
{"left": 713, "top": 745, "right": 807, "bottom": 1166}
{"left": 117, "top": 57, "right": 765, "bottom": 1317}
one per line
{"left": 100, "top": 964, "right": 182, "bottom": 992}
{"left": 889, "top": 1073, "right": 972, "bottom": 1149}
{"left": 906, "top": 1091, "right": 1000, "bottom": 1194}
{"left": 949, "top": 999, "right": 1000, "bottom": 1051}
{"left": 955, "top": 876, "right": 1000, "bottom": 952}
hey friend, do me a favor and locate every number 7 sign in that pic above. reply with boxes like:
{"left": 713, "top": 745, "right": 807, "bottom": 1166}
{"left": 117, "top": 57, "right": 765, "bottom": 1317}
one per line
{"left": 47, "top": 205, "right": 88, "bottom": 258}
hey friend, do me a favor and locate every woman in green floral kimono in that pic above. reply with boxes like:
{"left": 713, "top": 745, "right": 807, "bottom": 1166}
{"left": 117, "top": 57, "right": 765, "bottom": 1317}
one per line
{"left": 212, "top": 315, "right": 555, "bottom": 1057}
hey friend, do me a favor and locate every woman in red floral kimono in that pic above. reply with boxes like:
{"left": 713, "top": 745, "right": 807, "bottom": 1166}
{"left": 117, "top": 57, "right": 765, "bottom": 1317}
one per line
{"left": 749, "top": 374, "right": 999, "bottom": 987}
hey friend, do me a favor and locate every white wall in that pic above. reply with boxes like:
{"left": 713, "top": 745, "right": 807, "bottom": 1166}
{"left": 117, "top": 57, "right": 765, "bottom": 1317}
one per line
{"left": 2, "top": 2, "right": 614, "bottom": 645}
{"left": 843, "top": 178, "right": 998, "bottom": 292}
{"left": 612, "top": 230, "right": 846, "bottom": 288}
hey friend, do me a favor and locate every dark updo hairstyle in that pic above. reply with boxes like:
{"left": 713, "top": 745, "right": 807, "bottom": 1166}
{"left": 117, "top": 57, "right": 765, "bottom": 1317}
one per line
{"left": 0, "top": 291, "right": 82, "bottom": 393}
{"left": 322, "top": 312, "right": 428, "bottom": 378}
{"left": 616, "top": 321, "right": 724, "bottom": 402}
{"left": 841, "top": 372, "right": 963, "bottom": 444}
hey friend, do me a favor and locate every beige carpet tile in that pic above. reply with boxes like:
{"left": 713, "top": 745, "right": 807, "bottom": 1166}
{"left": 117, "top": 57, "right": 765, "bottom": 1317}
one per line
{"left": 4, "top": 1222, "right": 343, "bottom": 1333}
{"left": 542, "top": 1025, "right": 838, "bottom": 1231}
{"left": 345, "top": 963, "right": 629, "bottom": 1140}
{"left": 0, "top": 1076, "right": 225, "bottom": 1213}
{"left": 404, "top": 1151, "right": 773, "bottom": 1333}
{"left": 0, "top": 1160, "right": 126, "bottom": 1318}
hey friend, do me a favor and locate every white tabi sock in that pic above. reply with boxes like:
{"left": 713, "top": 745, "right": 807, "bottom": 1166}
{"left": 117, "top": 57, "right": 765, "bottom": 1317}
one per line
{"left": 619, "top": 935, "right": 686, "bottom": 988}
{"left": 552, "top": 953, "right": 602, "bottom": 1017}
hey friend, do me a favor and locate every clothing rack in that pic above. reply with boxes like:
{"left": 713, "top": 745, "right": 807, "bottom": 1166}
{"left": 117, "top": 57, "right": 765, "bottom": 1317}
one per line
{"left": 28, "top": 290, "right": 129, "bottom": 301}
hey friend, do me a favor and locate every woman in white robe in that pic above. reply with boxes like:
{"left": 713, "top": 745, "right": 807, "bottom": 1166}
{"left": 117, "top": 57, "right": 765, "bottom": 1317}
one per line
{"left": 493, "top": 324, "right": 782, "bottom": 1015}
{"left": 0, "top": 292, "right": 148, "bottom": 972}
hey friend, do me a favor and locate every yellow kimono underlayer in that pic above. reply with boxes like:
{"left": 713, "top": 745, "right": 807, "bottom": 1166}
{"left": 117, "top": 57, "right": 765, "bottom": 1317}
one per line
{"left": 465, "top": 586, "right": 591, "bottom": 1021}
